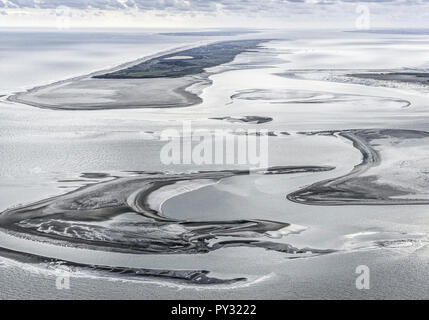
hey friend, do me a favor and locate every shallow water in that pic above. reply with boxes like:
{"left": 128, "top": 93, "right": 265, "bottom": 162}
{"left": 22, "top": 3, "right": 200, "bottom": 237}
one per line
{"left": 0, "top": 29, "right": 429, "bottom": 299}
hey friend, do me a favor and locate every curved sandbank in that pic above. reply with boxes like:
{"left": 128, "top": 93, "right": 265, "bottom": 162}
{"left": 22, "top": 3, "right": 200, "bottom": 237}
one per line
{"left": 0, "top": 245, "right": 245, "bottom": 285}
{"left": 288, "top": 129, "right": 429, "bottom": 205}
{"left": 348, "top": 72, "right": 429, "bottom": 86}
{"left": 0, "top": 166, "right": 335, "bottom": 285}
{"left": 94, "top": 40, "right": 265, "bottom": 79}
{"left": 210, "top": 115, "right": 273, "bottom": 124}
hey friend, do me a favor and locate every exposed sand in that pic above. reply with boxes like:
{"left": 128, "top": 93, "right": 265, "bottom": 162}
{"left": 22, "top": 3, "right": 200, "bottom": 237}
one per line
{"left": 2, "top": 30, "right": 429, "bottom": 298}
{"left": 210, "top": 115, "right": 273, "bottom": 124}
{"left": 9, "top": 76, "right": 203, "bottom": 110}
{"left": 288, "top": 129, "right": 429, "bottom": 205}
{"left": 164, "top": 55, "right": 194, "bottom": 60}
{"left": 8, "top": 40, "right": 267, "bottom": 110}
{"left": 6, "top": 42, "right": 212, "bottom": 110}
{"left": 0, "top": 166, "right": 334, "bottom": 257}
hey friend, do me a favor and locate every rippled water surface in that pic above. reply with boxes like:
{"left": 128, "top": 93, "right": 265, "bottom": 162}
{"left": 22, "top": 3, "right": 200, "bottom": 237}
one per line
{"left": 1, "top": 29, "right": 429, "bottom": 299}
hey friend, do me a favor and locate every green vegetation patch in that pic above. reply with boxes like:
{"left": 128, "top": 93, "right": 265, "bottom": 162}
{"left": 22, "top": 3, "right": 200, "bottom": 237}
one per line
{"left": 94, "top": 40, "right": 266, "bottom": 79}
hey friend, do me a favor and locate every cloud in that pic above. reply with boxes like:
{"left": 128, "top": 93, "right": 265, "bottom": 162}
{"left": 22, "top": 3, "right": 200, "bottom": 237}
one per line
{"left": 0, "top": 0, "right": 415, "bottom": 11}
{"left": 1, "top": 0, "right": 428, "bottom": 28}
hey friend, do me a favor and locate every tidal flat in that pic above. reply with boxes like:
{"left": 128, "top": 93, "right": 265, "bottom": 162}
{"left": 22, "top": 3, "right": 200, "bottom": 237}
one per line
{"left": 8, "top": 40, "right": 267, "bottom": 110}
{"left": 289, "top": 129, "right": 429, "bottom": 205}
{"left": 348, "top": 72, "right": 429, "bottom": 86}
{"left": 1, "top": 29, "right": 429, "bottom": 299}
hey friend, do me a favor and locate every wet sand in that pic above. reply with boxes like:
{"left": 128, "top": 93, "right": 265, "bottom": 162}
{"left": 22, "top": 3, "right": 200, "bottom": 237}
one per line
{"left": 8, "top": 73, "right": 205, "bottom": 110}
{"left": 0, "top": 166, "right": 336, "bottom": 285}
{"left": 288, "top": 129, "right": 429, "bottom": 205}
{"left": 2, "top": 30, "right": 429, "bottom": 298}
{"left": 210, "top": 116, "right": 273, "bottom": 124}
{"left": 0, "top": 245, "right": 246, "bottom": 285}
{"left": 348, "top": 72, "right": 429, "bottom": 86}
{"left": 0, "top": 166, "right": 334, "bottom": 256}
{"left": 8, "top": 40, "right": 267, "bottom": 110}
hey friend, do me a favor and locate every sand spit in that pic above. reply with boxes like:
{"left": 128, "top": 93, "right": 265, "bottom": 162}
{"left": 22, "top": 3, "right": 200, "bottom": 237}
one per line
{"left": 288, "top": 129, "right": 429, "bottom": 205}
{"left": 0, "top": 166, "right": 334, "bottom": 256}
{"left": 8, "top": 74, "right": 205, "bottom": 110}
{"left": 95, "top": 40, "right": 265, "bottom": 79}
{"left": 0, "top": 245, "right": 245, "bottom": 285}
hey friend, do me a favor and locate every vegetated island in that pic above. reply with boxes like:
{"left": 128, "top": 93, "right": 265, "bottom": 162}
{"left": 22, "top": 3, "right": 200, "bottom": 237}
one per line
{"left": 93, "top": 40, "right": 265, "bottom": 79}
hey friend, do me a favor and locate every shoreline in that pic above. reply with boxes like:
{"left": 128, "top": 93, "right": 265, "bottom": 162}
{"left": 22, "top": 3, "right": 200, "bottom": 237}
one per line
{"left": 7, "top": 39, "right": 269, "bottom": 111}
{"left": 0, "top": 166, "right": 336, "bottom": 286}
{"left": 7, "top": 41, "right": 211, "bottom": 110}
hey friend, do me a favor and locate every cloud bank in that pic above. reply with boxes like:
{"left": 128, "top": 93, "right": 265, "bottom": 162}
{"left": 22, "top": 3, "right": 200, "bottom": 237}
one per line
{"left": 0, "top": 0, "right": 428, "bottom": 29}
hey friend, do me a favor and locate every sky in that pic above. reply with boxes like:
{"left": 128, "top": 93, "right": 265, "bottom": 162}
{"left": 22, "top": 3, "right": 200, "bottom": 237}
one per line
{"left": 0, "top": 0, "right": 428, "bottom": 29}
